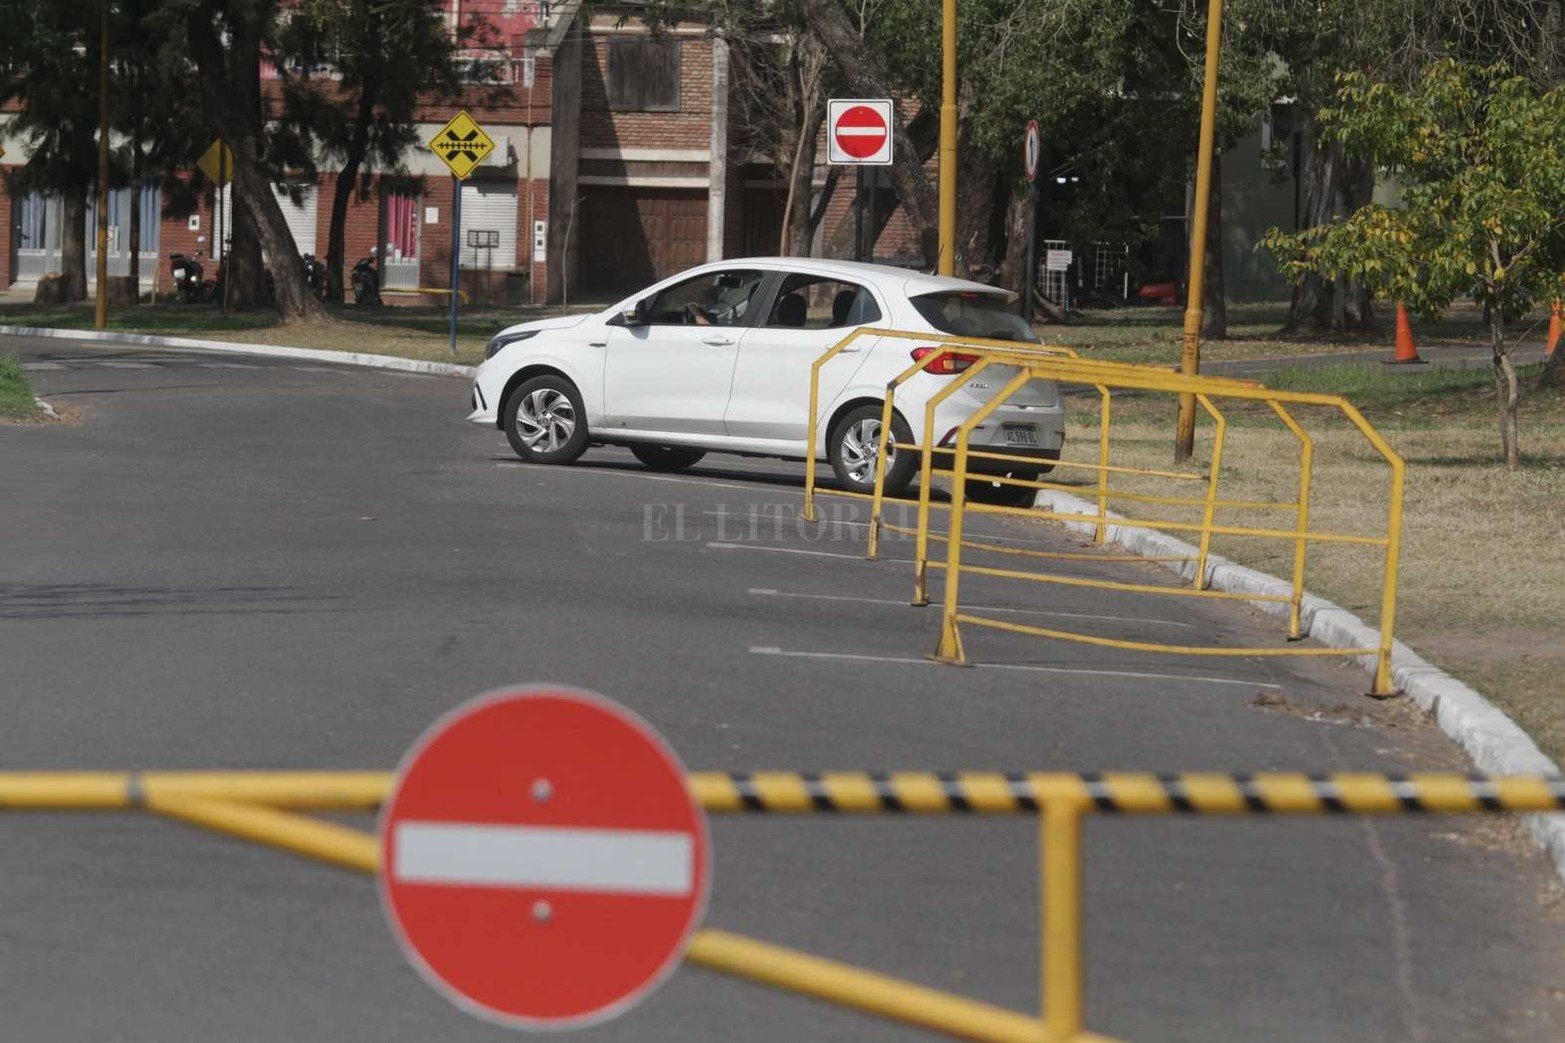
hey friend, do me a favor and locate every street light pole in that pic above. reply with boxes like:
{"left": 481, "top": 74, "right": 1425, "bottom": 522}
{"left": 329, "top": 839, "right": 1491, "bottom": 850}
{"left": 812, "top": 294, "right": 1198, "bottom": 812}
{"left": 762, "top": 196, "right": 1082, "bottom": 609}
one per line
{"left": 1174, "top": 0, "right": 1224, "bottom": 462}
{"left": 937, "top": 0, "right": 957, "bottom": 276}
{"left": 94, "top": 0, "right": 110, "bottom": 330}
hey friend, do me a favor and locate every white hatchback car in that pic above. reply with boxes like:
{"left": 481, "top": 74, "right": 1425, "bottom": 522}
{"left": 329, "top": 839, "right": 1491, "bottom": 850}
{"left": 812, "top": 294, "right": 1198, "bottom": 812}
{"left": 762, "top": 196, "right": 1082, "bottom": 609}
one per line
{"left": 467, "top": 258, "right": 1065, "bottom": 504}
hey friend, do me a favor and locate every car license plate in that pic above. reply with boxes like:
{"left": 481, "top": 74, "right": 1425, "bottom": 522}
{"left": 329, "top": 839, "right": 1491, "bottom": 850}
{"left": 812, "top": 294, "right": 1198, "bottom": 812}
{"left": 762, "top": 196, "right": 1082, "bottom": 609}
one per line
{"left": 172, "top": 268, "right": 185, "bottom": 279}
{"left": 1003, "top": 425, "right": 1039, "bottom": 447}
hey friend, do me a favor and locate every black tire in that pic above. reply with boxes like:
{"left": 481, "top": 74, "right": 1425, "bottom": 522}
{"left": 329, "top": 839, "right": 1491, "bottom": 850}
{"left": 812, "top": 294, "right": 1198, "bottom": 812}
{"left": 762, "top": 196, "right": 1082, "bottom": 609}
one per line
{"left": 503, "top": 374, "right": 590, "bottom": 464}
{"left": 965, "top": 472, "right": 1040, "bottom": 508}
{"left": 630, "top": 444, "right": 707, "bottom": 472}
{"left": 828, "top": 404, "right": 918, "bottom": 497}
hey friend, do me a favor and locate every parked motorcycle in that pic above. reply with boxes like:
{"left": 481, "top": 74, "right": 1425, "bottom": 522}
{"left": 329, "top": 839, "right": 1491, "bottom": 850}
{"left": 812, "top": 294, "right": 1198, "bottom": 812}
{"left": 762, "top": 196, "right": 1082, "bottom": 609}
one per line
{"left": 169, "top": 252, "right": 208, "bottom": 304}
{"left": 351, "top": 255, "right": 381, "bottom": 306}
{"left": 301, "top": 253, "right": 327, "bottom": 299}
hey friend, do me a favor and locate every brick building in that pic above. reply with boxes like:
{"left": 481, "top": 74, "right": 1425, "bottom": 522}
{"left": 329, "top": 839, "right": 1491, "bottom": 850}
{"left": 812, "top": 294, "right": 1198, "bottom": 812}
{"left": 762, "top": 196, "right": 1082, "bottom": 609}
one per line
{"left": 0, "top": 2, "right": 923, "bottom": 306}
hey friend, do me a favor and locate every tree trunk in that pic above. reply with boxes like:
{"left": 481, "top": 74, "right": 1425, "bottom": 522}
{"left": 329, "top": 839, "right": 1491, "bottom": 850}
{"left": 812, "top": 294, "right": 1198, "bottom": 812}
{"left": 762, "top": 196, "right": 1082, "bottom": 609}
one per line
{"left": 61, "top": 190, "right": 88, "bottom": 301}
{"left": 227, "top": 181, "right": 267, "bottom": 310}
{"left": 1492, "top": 310, "right": 1520, "bottom": 468}
{"left": 128, "top": 169, "right": 141, "bottom": 294}
{"left": 781, "top": 94, "right": 825, "bottom": 256}
{"left": 805, "top": 0, "right": 939, "bottom": 267}
{"left": 325, "top": 164, "right": 358, "bottom": 304}
{"left": 1200, "top": 157, "right": 1226, "bottom": 339}
{"left": 326, "top": 75, "right": 378, "bottom": 304}
{"left": 998, "top": 189, "right": 1028, "bottom": 297}
{"left": 1282, "top": 119, "right": 1340, "bottom": 335}
{"left": 185, "top": 1, "right": 325, "bottom": 323}
{"left": 954, "top": 110, "right": 1006, "bottom": 281}
{"left": 1340, "top": 155, "right": 1378, "bottom": 335}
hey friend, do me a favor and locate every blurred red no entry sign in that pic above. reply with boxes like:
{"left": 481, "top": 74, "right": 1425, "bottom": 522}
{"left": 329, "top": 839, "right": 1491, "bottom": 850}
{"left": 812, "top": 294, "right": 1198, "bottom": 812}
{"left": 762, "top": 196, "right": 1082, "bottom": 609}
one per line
{"left": 378, "top": 686, "right": 710, "bottom": 1029}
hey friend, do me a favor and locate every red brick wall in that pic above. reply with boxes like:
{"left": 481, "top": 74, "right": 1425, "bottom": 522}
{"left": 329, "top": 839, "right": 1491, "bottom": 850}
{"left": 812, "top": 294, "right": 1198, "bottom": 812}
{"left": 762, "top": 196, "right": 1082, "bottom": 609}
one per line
{"left": 580, "top": 32, "right": 713, "bottom": 152}
{"left": 315, "top": 172, "right": 382, "bottom": 284}
{"left": 155, "top": 176, "right": 223, "bottom": 295}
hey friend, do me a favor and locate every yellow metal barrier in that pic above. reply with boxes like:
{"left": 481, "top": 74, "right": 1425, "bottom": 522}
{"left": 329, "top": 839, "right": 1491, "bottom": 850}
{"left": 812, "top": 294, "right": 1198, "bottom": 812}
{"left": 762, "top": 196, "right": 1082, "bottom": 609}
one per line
{"left": 802, "top": 330, "right": 1406, "bottom": 695}
{"left": 3, "top": 769, "right": 1559, "bottom": 1043}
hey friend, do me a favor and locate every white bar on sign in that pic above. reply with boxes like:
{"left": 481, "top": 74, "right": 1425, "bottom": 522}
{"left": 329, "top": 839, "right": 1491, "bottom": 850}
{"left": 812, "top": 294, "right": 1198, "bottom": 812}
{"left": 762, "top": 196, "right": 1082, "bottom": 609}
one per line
{"left": 394, "top": 821, "right": 694, "bottom": 895}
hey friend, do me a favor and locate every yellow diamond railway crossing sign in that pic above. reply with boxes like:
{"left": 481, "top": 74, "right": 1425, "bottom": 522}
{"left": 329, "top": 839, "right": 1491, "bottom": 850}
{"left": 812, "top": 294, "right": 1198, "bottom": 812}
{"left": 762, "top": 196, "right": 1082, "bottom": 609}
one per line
{"left": 430, "top": 111, "right": 496, "bottom": 181}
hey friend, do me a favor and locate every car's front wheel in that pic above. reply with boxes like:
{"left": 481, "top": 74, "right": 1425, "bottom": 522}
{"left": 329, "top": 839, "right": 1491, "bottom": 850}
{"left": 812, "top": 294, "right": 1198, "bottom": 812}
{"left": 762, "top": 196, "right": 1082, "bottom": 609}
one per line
{"left": 503, "top": 375, "right": 589, "bottom": 464}
{"left": 828, "top": 405, "right": 917, "bottom": 497}
{"left": 630, "top": 444, "right": 707, "bottom": 472}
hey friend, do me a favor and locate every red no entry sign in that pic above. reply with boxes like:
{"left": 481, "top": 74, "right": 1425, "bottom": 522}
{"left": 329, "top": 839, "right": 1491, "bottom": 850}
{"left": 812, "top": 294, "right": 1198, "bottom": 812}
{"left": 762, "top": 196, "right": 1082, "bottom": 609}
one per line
{"left": 379, "top": 686, "right": 710, "bottom": 1029}
{"left": 828, "top": 98, "right": 895, "bottom": 165}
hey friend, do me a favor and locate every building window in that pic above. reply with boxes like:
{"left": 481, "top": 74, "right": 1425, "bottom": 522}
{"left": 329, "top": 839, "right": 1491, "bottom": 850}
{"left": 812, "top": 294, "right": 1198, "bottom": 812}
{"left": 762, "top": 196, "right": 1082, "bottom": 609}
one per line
{"left": 604, "top": 38, "right": 680, "bottom": 112}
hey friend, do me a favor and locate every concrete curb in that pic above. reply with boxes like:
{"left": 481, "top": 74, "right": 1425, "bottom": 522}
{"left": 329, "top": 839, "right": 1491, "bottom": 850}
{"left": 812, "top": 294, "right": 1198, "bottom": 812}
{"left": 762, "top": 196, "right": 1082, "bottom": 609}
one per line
{"left": 1034, "top": 488, "right": 1565, "bottom": 880}
{"left": 0, "top": 324, "right": 477, "bottom": 379}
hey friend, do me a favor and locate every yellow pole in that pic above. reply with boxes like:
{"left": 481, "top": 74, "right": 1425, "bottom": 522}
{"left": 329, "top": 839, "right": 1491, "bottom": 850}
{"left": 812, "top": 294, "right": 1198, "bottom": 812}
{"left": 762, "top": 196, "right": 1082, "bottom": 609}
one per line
{"left": 1094, "top": 387, "right": 1111, "bottom": 544}
{"left": 1042, "top": 801, "right": 1084, "bottom": 1042}
{"left": 937, "top": 0, "right": 958, "bottom": 275}
{"left": 687, "top": 929, "right": 1050, "bottom": 1043}
{"left": 1192, "top": 394, "right": 1226, "bottom": 589}
{"left": 146, "top": 797, "right": 380, "bottom": 873}
{"left": 934, "top": 368, "right": 1031, "bottom": 663}
{"left": 94, "top": 0, "right": 110, "bottom": 330}
{"left": 1174, "top": 0, "right": 1224, "bottom": 462}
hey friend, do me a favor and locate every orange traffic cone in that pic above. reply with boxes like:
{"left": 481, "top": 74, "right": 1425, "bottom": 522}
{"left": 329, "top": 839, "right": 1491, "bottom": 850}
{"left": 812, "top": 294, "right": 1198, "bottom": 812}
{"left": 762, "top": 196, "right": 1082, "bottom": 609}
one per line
{"left": 1385, "top": 303, "right": 1427, "bottom": 365}
{"left": 1547, "top": 300, "right": 1562, "bottom": 357}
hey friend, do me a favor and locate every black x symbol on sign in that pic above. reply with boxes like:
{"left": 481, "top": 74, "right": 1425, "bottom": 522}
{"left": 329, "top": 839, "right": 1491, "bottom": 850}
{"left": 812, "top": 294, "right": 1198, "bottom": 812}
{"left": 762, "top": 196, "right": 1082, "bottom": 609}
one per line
{"left": 438, "top": 128, "right": 484, "bottom": 164}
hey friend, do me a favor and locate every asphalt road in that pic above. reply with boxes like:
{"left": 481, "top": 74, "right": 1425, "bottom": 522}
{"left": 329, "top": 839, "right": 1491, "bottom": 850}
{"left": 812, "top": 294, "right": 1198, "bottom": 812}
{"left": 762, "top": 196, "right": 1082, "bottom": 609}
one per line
{"left": 3, "top": 334, "right": 1563, "bottom": 1043}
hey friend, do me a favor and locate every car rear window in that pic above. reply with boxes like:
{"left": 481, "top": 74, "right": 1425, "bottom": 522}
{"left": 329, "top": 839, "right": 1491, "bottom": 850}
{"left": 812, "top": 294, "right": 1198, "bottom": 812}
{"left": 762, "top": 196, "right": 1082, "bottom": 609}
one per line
{"left": 910, "top": 291, "right": 1039, "bottom": 343}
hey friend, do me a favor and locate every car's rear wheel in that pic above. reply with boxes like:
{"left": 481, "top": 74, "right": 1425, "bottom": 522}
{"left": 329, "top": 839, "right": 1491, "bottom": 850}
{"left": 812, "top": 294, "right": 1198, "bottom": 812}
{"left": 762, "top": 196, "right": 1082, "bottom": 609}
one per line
{"left": 503, "top": 375, "right": 589, "bottom": 464}
{"left": 829, "top": 405, "right": 917, "bottom": 497}
{"left": 630, "top": 444, "right": 707, "bottom": 472}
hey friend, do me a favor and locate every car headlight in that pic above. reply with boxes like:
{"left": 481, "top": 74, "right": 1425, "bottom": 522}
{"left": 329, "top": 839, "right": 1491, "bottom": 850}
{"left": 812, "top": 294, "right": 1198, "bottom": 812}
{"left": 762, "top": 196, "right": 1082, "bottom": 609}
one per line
{"left": 484, "top": 330, "right": 538, "bottom": 360}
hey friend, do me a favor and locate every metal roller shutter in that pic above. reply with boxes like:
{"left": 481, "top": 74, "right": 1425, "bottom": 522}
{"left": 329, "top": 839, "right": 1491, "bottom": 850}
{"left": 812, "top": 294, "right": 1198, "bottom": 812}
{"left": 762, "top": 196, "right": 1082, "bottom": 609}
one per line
{"left": 459, "top": 181, "right": 518, "bottom": 270}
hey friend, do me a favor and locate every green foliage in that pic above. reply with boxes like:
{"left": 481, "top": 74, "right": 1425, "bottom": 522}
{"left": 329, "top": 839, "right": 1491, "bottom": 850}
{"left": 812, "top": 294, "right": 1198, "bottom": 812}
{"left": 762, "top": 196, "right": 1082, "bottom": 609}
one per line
{"left": 1263, "top": 60, "right": 1565, "bottom": 326}
{"left": 0, "top": 354, "right": 41, "bottom": 420}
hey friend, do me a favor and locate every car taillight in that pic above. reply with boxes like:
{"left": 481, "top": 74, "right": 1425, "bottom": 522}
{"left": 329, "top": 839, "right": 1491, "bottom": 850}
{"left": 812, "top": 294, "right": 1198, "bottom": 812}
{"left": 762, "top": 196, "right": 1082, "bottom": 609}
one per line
{"left": 911, "top": 347, "right": 978, "bottom": 374}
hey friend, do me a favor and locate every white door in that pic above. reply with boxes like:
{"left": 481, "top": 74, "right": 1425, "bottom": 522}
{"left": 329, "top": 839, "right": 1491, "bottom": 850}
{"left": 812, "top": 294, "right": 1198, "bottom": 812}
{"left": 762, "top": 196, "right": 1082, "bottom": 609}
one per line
{"left": 273, "top": 184, "right": 318, "bottom": 256}
{"left": 726, "top": 275, "right": 883, "bottom": 444}
{"left": 602, "top": 268, "right": 768, "bottom": 437}
{"left": 459, "top": 181, "right": 517, "bottom": 270}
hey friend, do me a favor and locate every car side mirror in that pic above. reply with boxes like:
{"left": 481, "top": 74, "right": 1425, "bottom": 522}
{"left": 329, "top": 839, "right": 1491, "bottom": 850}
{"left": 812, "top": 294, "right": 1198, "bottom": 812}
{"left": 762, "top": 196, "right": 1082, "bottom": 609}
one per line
{"left": 617, "top": 298, "right": 650, "bottom": 326}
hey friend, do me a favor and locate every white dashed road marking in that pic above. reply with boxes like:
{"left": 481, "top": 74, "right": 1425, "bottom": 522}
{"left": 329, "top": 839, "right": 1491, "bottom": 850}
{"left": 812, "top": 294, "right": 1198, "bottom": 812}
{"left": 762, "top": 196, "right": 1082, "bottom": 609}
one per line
{"left": 706, "top": 541, "right": 862, "bottom": 561}
{"left": 745, "top": 587, "right": 1195, "bottom": 628}
{"left": 747, "top": 646, "right": 1283, "bottom": 690}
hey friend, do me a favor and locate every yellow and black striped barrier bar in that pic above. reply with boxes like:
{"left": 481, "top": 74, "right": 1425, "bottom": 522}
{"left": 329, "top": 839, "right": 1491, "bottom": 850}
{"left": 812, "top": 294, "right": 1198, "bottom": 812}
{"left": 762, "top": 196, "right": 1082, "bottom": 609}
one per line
{"left": 4, "top": 771, "right": 1563, "bottom": 817}
{"left": 689, "top": 772, "right": 1565, "bottom": 816}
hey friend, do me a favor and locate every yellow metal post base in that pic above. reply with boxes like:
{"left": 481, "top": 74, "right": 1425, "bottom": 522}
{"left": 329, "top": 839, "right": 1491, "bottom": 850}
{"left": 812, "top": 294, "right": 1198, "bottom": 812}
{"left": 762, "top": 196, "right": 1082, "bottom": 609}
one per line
{"left": 866, "top": 518, "right": 881, "bottom": 561}
{"left": 931, "top": 619, "right": 968, "bottom": 665}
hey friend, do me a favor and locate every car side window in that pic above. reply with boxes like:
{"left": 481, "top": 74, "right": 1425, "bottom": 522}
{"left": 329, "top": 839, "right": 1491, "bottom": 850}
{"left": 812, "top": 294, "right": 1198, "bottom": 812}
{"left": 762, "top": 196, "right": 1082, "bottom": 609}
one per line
{"left": 645, "top": 270, "right": 767, "bottom": 327}
{"left": 763, "top": 276, "right": 882, "bottom": 330}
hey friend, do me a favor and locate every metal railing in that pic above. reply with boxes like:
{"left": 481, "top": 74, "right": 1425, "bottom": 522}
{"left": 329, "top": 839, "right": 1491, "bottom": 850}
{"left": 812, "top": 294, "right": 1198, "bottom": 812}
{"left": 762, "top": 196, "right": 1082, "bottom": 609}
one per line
{"left": 800, "top": 328, "right": 1407, "bottom": 696}
{"left": 4, "top": 768, "right": 1560, "bottom": 1042}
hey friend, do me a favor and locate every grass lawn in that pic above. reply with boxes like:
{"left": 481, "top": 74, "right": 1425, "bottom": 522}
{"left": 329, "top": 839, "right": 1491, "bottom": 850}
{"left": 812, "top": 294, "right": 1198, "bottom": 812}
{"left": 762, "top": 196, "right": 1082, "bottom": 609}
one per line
{"left": 1048, "top": 362, "right": 1565, "bottom": 761}
{"left": 0, "top": 353, "right": 44, "bottom": 421}
{"left": 0, "top": 300, "right": 600, "bottom": 367}
{"left": 1042, "top": 299, "right": 1537, "bottom": 366}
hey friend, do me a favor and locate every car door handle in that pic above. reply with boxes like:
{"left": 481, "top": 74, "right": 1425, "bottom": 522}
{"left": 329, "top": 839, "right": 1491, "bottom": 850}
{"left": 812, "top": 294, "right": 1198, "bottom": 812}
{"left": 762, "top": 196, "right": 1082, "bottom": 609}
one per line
{"left": 587, "top": 340, "right": 607, "bottom": 347}
{"left": 702, "top": 335, "right": 735, "bottom": 346}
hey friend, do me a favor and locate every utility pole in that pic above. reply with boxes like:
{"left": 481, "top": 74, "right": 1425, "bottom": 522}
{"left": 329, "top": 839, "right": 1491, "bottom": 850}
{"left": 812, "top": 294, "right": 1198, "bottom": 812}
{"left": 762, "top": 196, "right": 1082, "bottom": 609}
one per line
{"left": 936, "top": 0, "right": 957, "bottom": 275}
{"left": 94, "top": 0, "right": 110, "bottom": 330}
{"left": 1174, "top": 0, "right": 1224, "bottom": 462}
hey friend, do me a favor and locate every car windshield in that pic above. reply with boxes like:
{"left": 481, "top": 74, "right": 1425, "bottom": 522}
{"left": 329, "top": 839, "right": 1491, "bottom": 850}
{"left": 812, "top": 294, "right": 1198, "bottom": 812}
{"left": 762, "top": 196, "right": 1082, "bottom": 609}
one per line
{"left": 910, "top": 291, "right": 1038, "bottom": 343}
